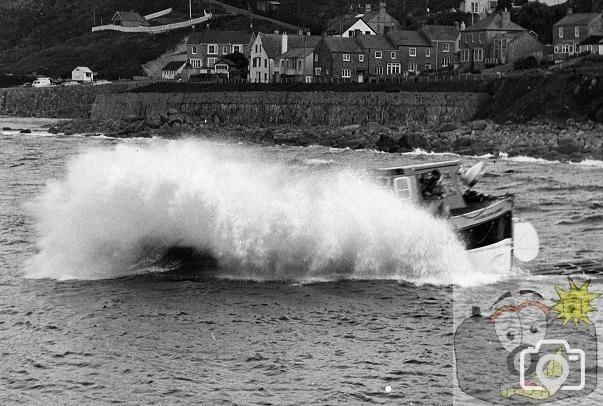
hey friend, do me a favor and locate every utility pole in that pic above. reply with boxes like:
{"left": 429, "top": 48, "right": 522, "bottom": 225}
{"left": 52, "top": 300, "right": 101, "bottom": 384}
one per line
{"left": 189, "top": 0, "right": 192, "bottom": 19}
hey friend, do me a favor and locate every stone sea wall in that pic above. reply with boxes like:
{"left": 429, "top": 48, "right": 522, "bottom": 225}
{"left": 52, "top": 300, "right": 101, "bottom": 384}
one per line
{"left": 0, "top": 82, "right": 150, "bottom": 118}
{"left": 90, "top": 92, "right": 490, "bottom": 126}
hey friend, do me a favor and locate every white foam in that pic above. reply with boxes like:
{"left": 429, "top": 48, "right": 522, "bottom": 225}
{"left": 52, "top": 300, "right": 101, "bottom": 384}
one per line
{"left": 25, "top": 140, "right": 506, "bottom": 286}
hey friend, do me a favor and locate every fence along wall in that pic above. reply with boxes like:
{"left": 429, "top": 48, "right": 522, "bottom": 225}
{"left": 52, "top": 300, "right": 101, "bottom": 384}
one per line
{"left": 91, "top": 92, "right": 490, "bottom": 126}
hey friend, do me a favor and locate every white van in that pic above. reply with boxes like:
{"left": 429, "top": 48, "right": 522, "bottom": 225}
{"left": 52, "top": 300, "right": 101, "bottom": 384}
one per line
{"left": 32, "top": 77, "right": 53, "bottom": 88}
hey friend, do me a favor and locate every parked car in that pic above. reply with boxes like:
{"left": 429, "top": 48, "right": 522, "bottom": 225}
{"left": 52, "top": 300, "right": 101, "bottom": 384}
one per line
{"left": 93, "top": 80, "right": 112, "bottom": 86}
{"left": 62, "top": 81, "right": 80, "bottom": 86}
{"left": 32, "top": 77, "right": 53, "bottom": 88}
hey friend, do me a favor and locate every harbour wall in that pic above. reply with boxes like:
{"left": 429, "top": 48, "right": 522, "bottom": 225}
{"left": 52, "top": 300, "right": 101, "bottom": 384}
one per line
{"left": 91, "top": 92, "right": 491, "bottom": 126}
{"left": 0, "top": 82, "right": 150, "bottom": 118}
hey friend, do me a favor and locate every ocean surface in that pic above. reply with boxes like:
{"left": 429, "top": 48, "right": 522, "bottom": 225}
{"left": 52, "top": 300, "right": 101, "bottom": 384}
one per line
{"left": 1, "top": 121, "right": 603, "bottom": 405}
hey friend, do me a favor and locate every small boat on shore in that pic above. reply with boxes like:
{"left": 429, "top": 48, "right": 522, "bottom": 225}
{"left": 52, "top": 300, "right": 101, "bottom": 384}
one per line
{"left": 372, "top": 160, "right": 539, "bottom": 274}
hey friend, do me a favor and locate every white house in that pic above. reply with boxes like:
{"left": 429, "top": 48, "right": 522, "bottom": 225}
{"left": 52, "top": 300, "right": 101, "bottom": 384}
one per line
{"left": 71, "top": 66, "right": 94, "bottom": 82}
{"left": 161, "top": 61, "right": 187, "bottom": 80}
{"left": 249, "top": 33, "right": 281, "bottom": 83}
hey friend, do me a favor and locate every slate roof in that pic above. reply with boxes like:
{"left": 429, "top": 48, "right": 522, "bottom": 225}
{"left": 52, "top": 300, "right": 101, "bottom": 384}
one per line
{"left": 187, "top": 30, "right": 253, "bottom": 45}
{"left": 322, "top": 37, "right": 364, "bottom": 53}
{"left": 162, "top": 61, "right": 187, "bottom": 71}
{"left": 355, "top": 35, "right": 397, "bottom": 50}
{"left": 554, "top": 13, "right": 601, "bottom": 26}
{"left": 258, "top": 34, "right": 321, "bottom": 58}
{"left": 112, "top": 11, "right": 149, "bottom": 26}
{"left": 258, "top": 34, "right": 283, "bottom": 58}
{"left": 580, "top": 35, "right": 603, "bottom": 45}
{"left": 386, "top": 30, "right": 431, "bottom": 47}
{"left": 420, "top": 25, "right": 460, "bottom": 42}
{"left": 465, "top": 12, "right": 525, "bottom": 32}
{"left": 73, "top": 66, "right": 93, "bottom": 73}
{"left": 279, "top": 48, "right": 313, "bottom": 59}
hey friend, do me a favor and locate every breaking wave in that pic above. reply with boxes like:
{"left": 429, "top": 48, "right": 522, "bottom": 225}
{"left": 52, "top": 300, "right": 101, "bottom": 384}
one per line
{"left": 25, "top": 140, "right": 501, "bottom": 286}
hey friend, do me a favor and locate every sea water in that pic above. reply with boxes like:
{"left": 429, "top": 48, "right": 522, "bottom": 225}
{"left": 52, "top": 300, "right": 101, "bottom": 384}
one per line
{"left": 1, "top": 126, "right": 603, "bottom": 404}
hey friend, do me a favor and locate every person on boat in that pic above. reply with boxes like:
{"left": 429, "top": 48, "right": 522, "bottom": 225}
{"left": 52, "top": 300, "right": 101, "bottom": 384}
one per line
{"left": 421, "top": 170, "right": 445, "bottom": 200}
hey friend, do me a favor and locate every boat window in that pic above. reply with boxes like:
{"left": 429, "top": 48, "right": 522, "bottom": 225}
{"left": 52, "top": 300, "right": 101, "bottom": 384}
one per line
{"left": 418, "top": 170, "right": 458, "bottom": 201}
{"left": 393, "top": 177, "right": 411, "bottom": 200}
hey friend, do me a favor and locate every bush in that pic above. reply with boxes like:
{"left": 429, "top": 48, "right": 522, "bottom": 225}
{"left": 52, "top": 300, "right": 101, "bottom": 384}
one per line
{"left": 513, "top": 56, "right": 539, "bottom": 71}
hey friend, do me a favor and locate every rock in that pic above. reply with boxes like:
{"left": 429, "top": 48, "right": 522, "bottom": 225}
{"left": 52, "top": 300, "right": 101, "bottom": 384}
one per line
{"left": 340, "top": 124, "right": 360, "bottom": 134}
{"left": 145, "top": 114, "right": 162, "bottom": 129}
{"left": 376, "top": 134, "right": 397, "bottom": 152}
{"left": 2, "top": 127, "right": 11, "bottom": 131}
{"left": 470, "top": 120, "right": 488, "bottom": 131}
{"left": 19, "top": 129, "right": 32, "bottom": 134}
{"left": 48, "top": 126, "right": 60, "bottom": 134}
{"left": 124, "top": 114, "right": 140, "bottom": 123}
{"left": 407, "top": 133, "right": 427, "bottom": 148}
{"left": 438, "top": 122, "right": 457, "bottom": 133}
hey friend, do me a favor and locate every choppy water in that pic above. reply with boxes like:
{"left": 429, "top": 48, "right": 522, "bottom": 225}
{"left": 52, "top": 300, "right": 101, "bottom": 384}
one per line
{"left": 1, "top": 124, "right": 603, "bottom": 405}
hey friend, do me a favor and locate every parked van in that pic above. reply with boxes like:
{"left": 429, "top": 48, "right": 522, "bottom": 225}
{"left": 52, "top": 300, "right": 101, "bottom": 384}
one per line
{"left": 32, "top": 77, "right": 53, "bottom": 88}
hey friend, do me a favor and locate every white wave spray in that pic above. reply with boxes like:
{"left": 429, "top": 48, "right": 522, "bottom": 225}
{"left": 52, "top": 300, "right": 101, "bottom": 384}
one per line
{"left": 25, "top": 140, "right": 502, "bottom": 285}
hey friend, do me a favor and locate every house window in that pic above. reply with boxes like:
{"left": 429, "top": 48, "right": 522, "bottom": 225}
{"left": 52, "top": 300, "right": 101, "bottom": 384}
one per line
{"left": 343, "top": 54, "right": 350, "bottom": 61}
{"left": 442, "top": 57, "right": 450, "bottom": 67}
{"left": 264, "top": 73, "right": 267, "bottom": 82}
{"left": 207, "top": 57, "right": 217, "bottom": 67}
{"left": 559, "top": 27, "right": 563, "bottom": 38}
{"left": 255, "top": 44, "right": 258, "bottom": 53}
{"left": 375, "top": 51, "right": 382, "bottom": 58}
{"left": 222, "top": 46, "right": 229, "bottom": 54}
{"left": 374, "top": 66, "right": 384, "bottom": 74}
{"left": 461, "top": 49, "right": 470, "bottom": 62}
{"left": 471, "top": 33, "right": 475, "bottom": 42}
{"left": 342, "top": 69, "right": 351, "bottom": 78}
{"left": 408, "top": 62, "right": 417, "bottom": 72}
{"left": 314, "top": 54, "right": 318, "bottom": 62}
{"left": 315, "top": 67, "right": 321, "bottom": 75}
{"left": 575, "top": 26, "right": 580, "bottom": 37}
{"left": 473, "top": 48, "right": 483, "bottom": 62}
{"left": 391, "top": 52, "right": 396, "bottom": 59}
{"left": 233, "top": 45, "right": 242, "bottom": 53}
{"left": 190, "top": 58, "right": 202, "bottom": 68}
{"left": 297, "top": 59, "right": 302, "bottom": 70}
{"left": 365, "top": 31, "right": 371, "bottom": 35}
{"left": 359, "top": 54, "right": 364, "bottom": 62}
{"left": 425, "top": 62, "right": 431, "bottom": 70}
{"left": 207, "top": 44, "right": 217, "bottom": 54}
{"left": 471, "top": 2, "right": 479, "bottom": 13}
{"left": 348, "top": 30, "right": 355, "bottom": 37}
{"left": 264, "top": 59, "right": 268, "bottom": 68}
{"left": 192, "top": 46, "right": 197, "bottom": 54}
{"left": 409, "top": 47, "right": 416, "bottom": 56}
{"left": 425, "top": 48, "right": 431, "bottom": 57}
{"left": 386, "top": 63, "right": 401, "bottom": 74}
{"left": 443, "top": 43, "right": 450, "bottom": 52}
{"left": 478, "top": 32, "right": 484, "bottom": 43}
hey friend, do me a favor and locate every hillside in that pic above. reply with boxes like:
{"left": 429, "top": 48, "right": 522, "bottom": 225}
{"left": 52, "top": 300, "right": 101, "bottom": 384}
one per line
{"left": 1, "top": 0, "right": 601, "bottom": 80}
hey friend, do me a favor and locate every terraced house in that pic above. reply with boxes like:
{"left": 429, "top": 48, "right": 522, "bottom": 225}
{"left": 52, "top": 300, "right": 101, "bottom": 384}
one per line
{"left": 459, "top": 10, "right": 543, "bottom": 72}
{"left": 355, "top": 35, "right": 399, "bottom": 80}
{"left": 420, "top": 25, "right": 460, "bottom": 71}
{"left": 186, "top": 30, "right": 254, "bottom": 74}
{"left": 386, "top": 31, "right": 433, "bottom": 75}
{"left": 250, "top": 33, "right": 321, "bottom": 83}
{"left": 325, "top": 1, "right": 401, "bottom": 36}
{"left": 553, "top": 10, "right": 603, "bottom": 61}
{"left": 314, "top": 37, "right": 367, "bottom": 82}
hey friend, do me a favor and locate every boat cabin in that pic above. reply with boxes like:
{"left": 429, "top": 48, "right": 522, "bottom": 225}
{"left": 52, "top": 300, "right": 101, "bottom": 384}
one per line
{"left": 371, "top": 160, "right": 467, "bottom": 211}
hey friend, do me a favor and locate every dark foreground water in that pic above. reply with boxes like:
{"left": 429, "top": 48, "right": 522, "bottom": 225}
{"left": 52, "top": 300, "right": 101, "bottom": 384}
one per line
{"left": 1, "top": 125, "right": 603, "bottom": 405}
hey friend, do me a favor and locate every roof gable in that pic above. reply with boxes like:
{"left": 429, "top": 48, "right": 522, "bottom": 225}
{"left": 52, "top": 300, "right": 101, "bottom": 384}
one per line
{"left": 465, "top": 12, "right": 526, "bottom": 32}
{"left": 420, "top": 25, "right": 460, "bottom": 42}
{"left": 113, "top": 11, "right": 148, "bottom": 25}
{"left": 386, "top": 30, "right": 431, "bottom": 47}
{"left": 322, "top": 37, "right": 363, "bottom": 53}
{"left": 555, "top": 13, "right": 601, "bottom": 26}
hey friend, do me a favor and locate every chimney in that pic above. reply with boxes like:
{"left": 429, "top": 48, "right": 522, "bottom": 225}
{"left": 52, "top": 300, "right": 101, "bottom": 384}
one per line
{"left": 365, "top": 3, "right": 372, "bottom": 13}
{"left": 282, "top": 33, "right": 288, "bottom": 54}
{"left": 567, "top": 7, "right": 573, "bottom": 14}
{"left": 501, "top": 9, "right": 510, "bottom": 25}
{"left": 379, "top": 1, "right": 387, "bottom": 12}
{"left": 454, "top": 21, "right": 459, "bottom": 30}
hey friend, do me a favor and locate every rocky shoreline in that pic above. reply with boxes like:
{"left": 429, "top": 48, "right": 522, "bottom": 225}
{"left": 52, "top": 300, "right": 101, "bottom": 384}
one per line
{"left": 32, "top": 110, "right": 603, "bottom": 162}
